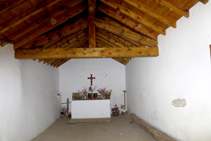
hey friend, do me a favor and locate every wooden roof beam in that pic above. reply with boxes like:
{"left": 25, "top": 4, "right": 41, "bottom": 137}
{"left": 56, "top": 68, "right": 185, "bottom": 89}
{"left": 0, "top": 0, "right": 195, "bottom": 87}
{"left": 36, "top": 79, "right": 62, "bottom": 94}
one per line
{"left": 14, "top": 4, "right": 86, "bottom": 49}
{"left": 0, "top": 0, "right": 60, "bottom": 35}
{"left": 88, "top": 0, "right": 96, "bottom": 48}
{"left": 15, "top": 47, "right": 159, "bottom": 59}
{"left": 100, "top": 0, "right": 166, "bottom": 35}
{"left": 156, "top": 0, "right": 189, "bottom": 18}
{"left": 20, "top": 20, "right": 88, "bottom": 49}
{"left": 123, "top": 0, "right": 176, "bottom": 28}
{"left": 95, "top": 19, "right": 158, "bottom": 47}
{"left": 98, "top": 5, "right": 157, "bottom": 40}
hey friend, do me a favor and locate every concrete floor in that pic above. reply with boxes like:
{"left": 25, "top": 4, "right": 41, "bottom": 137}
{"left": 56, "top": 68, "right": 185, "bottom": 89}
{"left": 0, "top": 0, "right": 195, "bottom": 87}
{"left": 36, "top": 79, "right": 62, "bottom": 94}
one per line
{"left": 32, "top": 115, "right": 155, "bottom": 141}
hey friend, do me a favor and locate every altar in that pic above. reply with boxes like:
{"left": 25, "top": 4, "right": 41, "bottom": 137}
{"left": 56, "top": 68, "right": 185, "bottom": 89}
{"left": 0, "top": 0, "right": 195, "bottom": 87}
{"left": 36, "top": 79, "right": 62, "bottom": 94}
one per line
{"left": 71, "top": 74, "right": 111, "bottom": 120}
{"left": 71, "top": 99, "right": 111, "bottom": 119}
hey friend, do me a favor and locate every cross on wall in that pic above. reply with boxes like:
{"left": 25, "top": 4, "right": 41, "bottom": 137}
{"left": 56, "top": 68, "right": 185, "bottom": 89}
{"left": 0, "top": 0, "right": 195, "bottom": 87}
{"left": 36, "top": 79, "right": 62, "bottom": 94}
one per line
{"left": 88, "top": 74, "right": 95, "bottom": 86}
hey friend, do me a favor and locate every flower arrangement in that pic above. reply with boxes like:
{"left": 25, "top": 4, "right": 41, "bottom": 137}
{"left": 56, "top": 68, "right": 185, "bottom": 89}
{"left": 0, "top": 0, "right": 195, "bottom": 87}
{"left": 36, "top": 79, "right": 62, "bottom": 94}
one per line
{"left": 97, "top": 88, "right": 106, "bottom": 96}
{"left": 78, "top": 87, "right": 87, "bottom": 97}
{"left": 88, "top": 85, "right": 97, "bottom": 93}
{"left": 97, "top": 88, "right": 112, "bottom": 99}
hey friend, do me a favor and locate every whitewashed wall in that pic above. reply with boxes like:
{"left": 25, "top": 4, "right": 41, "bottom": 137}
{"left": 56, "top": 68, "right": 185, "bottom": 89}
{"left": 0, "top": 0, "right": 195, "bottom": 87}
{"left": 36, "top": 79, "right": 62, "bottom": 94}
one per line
{"left": 126, "top": 2, "right": 211, "bottom": 141}
{"left": 0, "top": 45, "right": 60, "bottom": 141}
{"left": 59, "top": 59, "right": 126, "bottom": 110}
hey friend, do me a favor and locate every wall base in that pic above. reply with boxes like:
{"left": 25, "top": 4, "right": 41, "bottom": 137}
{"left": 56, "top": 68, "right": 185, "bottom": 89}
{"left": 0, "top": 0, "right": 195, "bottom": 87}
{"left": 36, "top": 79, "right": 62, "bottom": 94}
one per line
{"left": 130, "top": 113, "right": 175, "bottom": 141}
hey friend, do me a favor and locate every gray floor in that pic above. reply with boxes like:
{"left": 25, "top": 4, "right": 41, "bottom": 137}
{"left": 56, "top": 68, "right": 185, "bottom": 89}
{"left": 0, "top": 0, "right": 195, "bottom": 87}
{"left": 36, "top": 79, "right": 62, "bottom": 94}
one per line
{"left": 32, "top": 115, "right": 155, "bottom": 141}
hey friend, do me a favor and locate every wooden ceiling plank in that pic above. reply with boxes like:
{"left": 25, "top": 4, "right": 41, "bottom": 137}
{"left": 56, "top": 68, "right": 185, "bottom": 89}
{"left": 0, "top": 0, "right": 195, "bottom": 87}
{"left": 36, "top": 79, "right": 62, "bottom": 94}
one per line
{"left": 88, "top": 0, "right": 96, "bottom": 48}
{"left": 97, "top": 36, "right": 121, "bottom": 47}
{"left": 97, "top": 32, "right": 130, "bottom": 47}
{"left": 112, "top": 58, "right": 127, "bottom": 65}
{"left": 98, "top": 6, "right": 158, "bottom": 40}
{"left": 61, "top": 34, "right": 88, "bottom": 49}
{"left": 95, "top": 19, "right": 158, "bottom": 47}
{"left": 100, "top": 0, "right": 166, "bottom": 35}
{"left": 47, "top": 30, "right": 86, "bottom": 49}
{"left": 6, "top": 0, "right": 84, "bottom": 42}
{"left": 20, "top": 20, "right": 88, "bottom": 49}
{"left": 98, "top": 5, "right": 158, "bottom": 40}
{"left": 42, "top": 59, "right": 50, "bottom": 64}
{"left": 14, "top": 4, "right": 86, "bottom": 49}
{"left": 52, "top": 59, "right": 62, "bottom": 67}
{"left": 156, "top": 0, "right": 189, "bottom": 18}
{"left": 0, "top": 0, "right": 61, "bottom": 35}
{"left": 0, "top": 0, "right": 25, "bottom": 15}
{"left": 15, "top": 47, "right": 159, "bottom": 59}
{"left": 123, "top": 0, "right": 176, "bottom": 28}
{"left": 46, "top": 29, "right": 87, "bottom": 49}
{"left": 50, "top": 59, "right": 60, "bottom": 66}
{"left": 55, "top": 59, "right": 65, "bottom": 67}
{"left": 97, "top": 28, "right": 138, "bottom": 47}
{"left": 47, "top": 59, "right": 57, "bottom": 65}
{"left": 56, "top": 59, "right": 70, "bottom": 67}
{"left": 97, "top": 39, "right": 113, "bottom": 47}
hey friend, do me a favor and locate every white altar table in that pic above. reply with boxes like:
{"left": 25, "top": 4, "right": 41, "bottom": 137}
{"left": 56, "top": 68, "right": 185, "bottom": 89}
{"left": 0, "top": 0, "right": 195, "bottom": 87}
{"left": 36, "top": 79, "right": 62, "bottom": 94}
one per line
{"left": 71, "top": 99, "right": 111, "bottom": 119}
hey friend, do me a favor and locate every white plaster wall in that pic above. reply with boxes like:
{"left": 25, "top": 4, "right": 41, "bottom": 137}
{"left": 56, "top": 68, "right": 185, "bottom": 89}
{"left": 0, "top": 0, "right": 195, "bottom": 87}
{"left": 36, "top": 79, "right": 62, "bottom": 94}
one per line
{"left": 126, "top": 2, "right": 211, "bottom": 141}
{"left": 59, "top": 59, "right": 126, "bottom": 110}
{"left": 0, "top": 45, "right": 60, "bottom": 141}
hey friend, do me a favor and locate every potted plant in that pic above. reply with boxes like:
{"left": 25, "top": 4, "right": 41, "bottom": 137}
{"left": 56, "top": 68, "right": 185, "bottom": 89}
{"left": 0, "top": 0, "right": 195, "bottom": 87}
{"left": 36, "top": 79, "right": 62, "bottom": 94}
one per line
{"left": 120, "top": 105, "right": 126, "bottom": 115}
{"left": 112, "top": 104, "right": 119, "bottom": 116}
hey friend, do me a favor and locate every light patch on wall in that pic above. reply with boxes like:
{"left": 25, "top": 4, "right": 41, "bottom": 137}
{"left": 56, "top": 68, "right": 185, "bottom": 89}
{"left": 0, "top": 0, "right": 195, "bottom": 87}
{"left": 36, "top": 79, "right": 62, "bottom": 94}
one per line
{"left": 172, "top": 99, "right": 187, "bottom": 107}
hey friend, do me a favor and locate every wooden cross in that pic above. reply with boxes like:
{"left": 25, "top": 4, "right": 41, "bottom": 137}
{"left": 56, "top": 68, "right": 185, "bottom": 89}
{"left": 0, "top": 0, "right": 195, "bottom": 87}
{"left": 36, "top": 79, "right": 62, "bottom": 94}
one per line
{"left": 88, "top": 74, "right": 95, "bottom": 86}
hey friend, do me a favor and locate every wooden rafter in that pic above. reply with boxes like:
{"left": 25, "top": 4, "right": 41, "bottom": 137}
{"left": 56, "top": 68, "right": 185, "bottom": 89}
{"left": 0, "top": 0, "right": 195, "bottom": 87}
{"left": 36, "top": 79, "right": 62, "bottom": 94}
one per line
{"left": 98, "top": 5, "right": 158, "bottom": 40}
{"left": 88, "top": 0, "right": 96, "bottom": 48}
{"left": 14, "top": 4, "right": 86, "bottom": 49}
{"left": 123, "top": 0, "right": 176, "bottom": 28}
{"left": 156, "top": 0, "right": 189, "bottom": 18}
{"left": 100, "top": 0, "right": 166, "bottom": 35}
{"left": 95, "top": 18, "right": 158, "bottom": 47}
{"left": 0, "top": 0, "right": 59, "bottom": 35}
{"left": 20, "top": 20, "right": 88, "bottom": 49}
{"left": 15, "top": 47, "right": 159, "bottom": 59}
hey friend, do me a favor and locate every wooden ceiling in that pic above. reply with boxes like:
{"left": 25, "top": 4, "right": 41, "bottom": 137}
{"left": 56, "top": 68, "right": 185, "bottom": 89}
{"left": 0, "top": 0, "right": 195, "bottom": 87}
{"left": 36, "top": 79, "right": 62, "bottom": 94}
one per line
{"left": 0, "top": 0, "right": 208, "bottom": 67}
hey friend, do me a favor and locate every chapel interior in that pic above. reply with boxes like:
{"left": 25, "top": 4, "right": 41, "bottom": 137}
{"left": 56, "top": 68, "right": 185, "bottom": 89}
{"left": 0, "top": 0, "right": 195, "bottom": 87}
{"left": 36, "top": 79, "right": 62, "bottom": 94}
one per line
{"left": 0, "top": 0, "right": 211, "bottom": 140}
